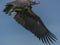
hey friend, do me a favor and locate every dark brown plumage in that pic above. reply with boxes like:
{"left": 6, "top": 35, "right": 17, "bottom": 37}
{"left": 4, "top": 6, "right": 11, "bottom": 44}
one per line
{"left": 3, "top": 1, "right": 57, "bottom": 45}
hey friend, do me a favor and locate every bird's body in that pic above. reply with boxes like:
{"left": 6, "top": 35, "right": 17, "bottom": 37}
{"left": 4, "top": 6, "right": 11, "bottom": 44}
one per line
{"left": 3, "top": 0, "right": 57, "bottom": 45}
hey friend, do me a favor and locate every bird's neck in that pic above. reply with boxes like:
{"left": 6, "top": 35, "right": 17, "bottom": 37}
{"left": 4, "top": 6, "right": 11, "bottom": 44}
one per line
{"left": 16, "top": 0, "right": 32, "bottom": 2}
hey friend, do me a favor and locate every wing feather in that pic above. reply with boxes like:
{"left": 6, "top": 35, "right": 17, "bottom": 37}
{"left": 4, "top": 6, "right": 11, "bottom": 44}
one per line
{"left": 14, "top": 9, "right": 57, "bottom": 44}
{"left": 3, "top": 2, "right": 57, "bottom": 44}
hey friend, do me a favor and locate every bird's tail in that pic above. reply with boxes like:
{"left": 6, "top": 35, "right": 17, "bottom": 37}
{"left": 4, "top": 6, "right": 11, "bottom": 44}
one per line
{"left": 3, "top": 4, "right": 15, "bottom": 15}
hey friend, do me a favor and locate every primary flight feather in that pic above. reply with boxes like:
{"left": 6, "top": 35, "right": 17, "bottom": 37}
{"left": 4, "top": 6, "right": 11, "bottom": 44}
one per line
{"left": 3, "top": 0, "right": 57, "bottom": 45}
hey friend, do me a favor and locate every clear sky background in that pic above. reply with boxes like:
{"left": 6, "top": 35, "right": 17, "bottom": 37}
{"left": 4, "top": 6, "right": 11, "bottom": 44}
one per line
{"left": 0, "top": 0, "right": 60, "bottom": 45}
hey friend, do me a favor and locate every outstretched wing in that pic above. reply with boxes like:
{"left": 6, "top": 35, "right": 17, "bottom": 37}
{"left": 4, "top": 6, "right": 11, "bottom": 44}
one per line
{"left": 3, "top": 1, "right": 57, "bottom": 45}
{"left": 14, "top": 8, "right": 57, "bottom": 44}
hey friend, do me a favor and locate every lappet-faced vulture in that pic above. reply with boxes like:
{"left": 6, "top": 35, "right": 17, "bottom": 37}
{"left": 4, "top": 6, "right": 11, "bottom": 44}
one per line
{"left": 3, "top": 0, "right": 57, "bottom": 45}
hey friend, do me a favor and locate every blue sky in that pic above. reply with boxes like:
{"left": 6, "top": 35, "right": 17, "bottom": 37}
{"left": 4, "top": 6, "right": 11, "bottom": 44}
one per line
{"left": 0, "top": 0, "right": 60, "bottom": 45}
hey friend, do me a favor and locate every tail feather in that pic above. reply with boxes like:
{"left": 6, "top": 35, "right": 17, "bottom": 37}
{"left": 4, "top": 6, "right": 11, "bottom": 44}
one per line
{"left": 3, "top": 5, "right": 13, "bottom": 14}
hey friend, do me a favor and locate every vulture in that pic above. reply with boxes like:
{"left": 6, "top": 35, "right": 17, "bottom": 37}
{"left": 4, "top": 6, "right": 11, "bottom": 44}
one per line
{"left": 3, "top": 0, "right": 57, "bottom": 45}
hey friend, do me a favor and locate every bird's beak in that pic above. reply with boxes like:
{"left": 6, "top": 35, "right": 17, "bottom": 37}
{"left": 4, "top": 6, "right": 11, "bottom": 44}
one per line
{"left": 31, "top": 1, "right": 40, "bottom": 5}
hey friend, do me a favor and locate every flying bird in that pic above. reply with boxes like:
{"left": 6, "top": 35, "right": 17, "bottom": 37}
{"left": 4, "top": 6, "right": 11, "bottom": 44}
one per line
{"left": 3, "top": 0, "right": 57, "bottom": 45}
